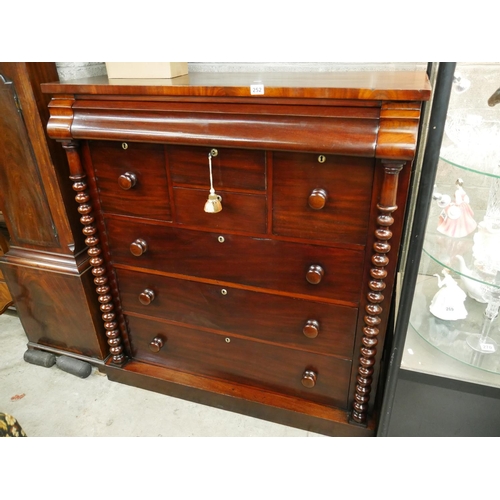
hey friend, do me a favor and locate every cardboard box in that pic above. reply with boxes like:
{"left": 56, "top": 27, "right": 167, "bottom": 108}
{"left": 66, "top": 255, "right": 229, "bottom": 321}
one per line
{"left": 105, "top": 62, "right": 188, "bottom": 79}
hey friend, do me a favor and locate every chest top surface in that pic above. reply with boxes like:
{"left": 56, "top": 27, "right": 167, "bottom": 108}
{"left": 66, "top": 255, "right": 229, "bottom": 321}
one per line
{"left": 42, "top": 71, "right": 431, "bottom": 162}
{"left": 41, "top": 71, "right": 431, "bottom": 101}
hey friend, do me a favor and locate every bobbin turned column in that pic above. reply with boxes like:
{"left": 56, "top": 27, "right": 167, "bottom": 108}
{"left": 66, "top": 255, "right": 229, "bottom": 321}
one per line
{"left": 62, "top": 140, "right": 127, "bottom": 366}
{"left": 351, "top": 160, "right": 404, "bottom": 424}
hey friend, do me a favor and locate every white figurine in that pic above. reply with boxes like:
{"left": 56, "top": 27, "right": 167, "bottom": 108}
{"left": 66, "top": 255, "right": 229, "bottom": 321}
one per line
{"left": 429, "top": 269, "right": 468, "bottom": 320}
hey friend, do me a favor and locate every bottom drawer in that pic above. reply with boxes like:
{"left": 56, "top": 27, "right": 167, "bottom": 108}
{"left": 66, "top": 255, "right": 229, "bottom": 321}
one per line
{"left": 126, "top": 315, "right": 351, "bottom": 408}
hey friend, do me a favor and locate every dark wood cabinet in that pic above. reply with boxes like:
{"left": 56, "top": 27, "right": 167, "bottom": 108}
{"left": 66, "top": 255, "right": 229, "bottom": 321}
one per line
{"left": 0, "top": 227, "right": 13, "bottom": 314}
{"left": 42, "top": 71, "right": 431, "bottom": 435}
{"left": 0, "top": 63, "right": 107, "bottom": 361}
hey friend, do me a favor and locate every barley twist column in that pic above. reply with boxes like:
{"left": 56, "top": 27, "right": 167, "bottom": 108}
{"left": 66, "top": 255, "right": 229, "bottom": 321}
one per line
{"left": 351, "top": 160, "right": 404, "bottom": 424}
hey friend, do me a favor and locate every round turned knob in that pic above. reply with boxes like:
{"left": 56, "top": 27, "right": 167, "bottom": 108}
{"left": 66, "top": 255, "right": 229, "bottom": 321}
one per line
{"left": 302, "top": 370, "right": 317, "bottom": 388}
{"left": 308, "top": 188, "right": 328, "bottom": 210}
{"left": 130, "top": 238, "right": 148, "bottom": 256}
{"left": 149, "top": 336, "right": 165, "bottom": 353}
{"left": 139, "top": 289, "right": 155, "bottom": 305}
{"left": 118, "top": 172, "right": 137, "bottom": 190}
{"left": 303, "top": 319, "right": 320, "bottom": 339}
{"left": 306, "top": 264, "right": 324, "bottom": 285}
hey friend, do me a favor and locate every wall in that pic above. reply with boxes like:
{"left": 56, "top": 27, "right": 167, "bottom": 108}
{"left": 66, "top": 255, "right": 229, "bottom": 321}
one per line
{"left": 55, "top": 62, "right": 427, "bottom": 81}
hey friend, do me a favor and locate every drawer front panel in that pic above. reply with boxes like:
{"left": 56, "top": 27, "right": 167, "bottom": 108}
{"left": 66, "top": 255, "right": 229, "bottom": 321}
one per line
{"left": 168, "top": 145, "right": 266, "bottom": 191}
{"left": 173, "top": 187, "right": 267, "bottom": 233}
{"left": 88, "top": 141, "right": 172, "bottom": 220}
{"left": 127, "top": 315, "right": 351, "bottom": 408}
{"left": 273, "top": 153, "right": 374, "bottom": 244}
{"left": 106, "top": 219, "right": 365, "bottom": 304}
{"left": 116, "top": 268, "right": 357, "bottom": 357}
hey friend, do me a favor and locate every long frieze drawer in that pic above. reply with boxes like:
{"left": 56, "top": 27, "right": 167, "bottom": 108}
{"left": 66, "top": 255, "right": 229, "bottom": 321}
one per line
{"left": 173, "top": 187, "right": 267, "bottom": 233}
{"left": 115, "top": 268, "right": 357, "bottom": 358}
{"left": 127, "top": 315, "right": 351, "bottom": 408}
{"left": 106, "top": 219, "right": 365, "bottom": 304}
{"left": 88, "top": 141, "right": 172, "bottom": 221}
{"left": 273, "top": 153, "right": 374, "bottom": 244}
{"left": 168, "top": 145, "right": 266, "bottom": 191}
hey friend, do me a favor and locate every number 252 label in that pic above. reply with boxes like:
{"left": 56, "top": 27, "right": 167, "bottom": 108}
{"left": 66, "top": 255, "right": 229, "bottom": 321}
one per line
{"left": 250, "top": 84, "right": 264, "bottom": 95}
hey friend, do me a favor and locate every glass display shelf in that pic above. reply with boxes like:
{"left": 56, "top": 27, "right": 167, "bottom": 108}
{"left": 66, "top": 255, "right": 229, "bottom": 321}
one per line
{"left": 410, "top": 271, "right": 500, "bottom": 375}
{"left": 422, "top": 212, "right": 498, "bottom": 291}
{"left": 424, "top": 131, "right": 500, "bottom": 288}
{"left": 403, "top": 316, "right": 500, "bottom": 390}
{"left": 414, "top": 64, "right": 500, "bottom": 374}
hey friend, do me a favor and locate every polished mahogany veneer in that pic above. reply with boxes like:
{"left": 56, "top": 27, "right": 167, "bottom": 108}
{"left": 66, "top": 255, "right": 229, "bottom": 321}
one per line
{"left": 42, "top": 71, "right": 431, "bottom": 436}
{"left": 0, "top": 63, "right": 106, "bottom": 359}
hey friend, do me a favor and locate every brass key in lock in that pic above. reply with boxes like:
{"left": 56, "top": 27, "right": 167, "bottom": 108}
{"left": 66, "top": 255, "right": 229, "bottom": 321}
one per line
{"left": 204, "top": 150, "right": 222, "bottom": 213}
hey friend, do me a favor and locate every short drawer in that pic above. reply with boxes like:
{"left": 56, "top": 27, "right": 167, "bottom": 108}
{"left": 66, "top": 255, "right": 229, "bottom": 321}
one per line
{"left": 106, "top": 218, "right": 365, "bottom": 304}
{"left": 126, "top": 315, "right": 351, "bottom": 408}
{"left": 272, "top": 152, "right": 374, "bottom": 244}
{"left": 116, "top": 268, "right": 357, "bottom": 358}
{"left": 88, "top": 141, "right": 172, "bottom": 221}
{"left": 168, "top": 145, "right": 266, "bottom": 191}
{"left": 173, "top": 187, "right": 266, "bottom": 233}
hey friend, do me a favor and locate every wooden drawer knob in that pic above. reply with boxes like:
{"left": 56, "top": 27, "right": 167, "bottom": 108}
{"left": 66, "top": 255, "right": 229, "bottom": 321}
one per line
{"left": 149, "top": 336, "right": 165, "bottom": 353}
{"left": 308, "top": 188, "right": 327, "bottom": 210}
{"left": 303, "top": 319, "right": 320, "bottom": 338}
{"left": 302, "top": 370, "right": 317, "bottom": 388}
{"left": 306, "top": 264, "right": 324, "bottom": 285}
{"left": 118, "top": 172, "right": 137, "bottom": 190}
{"left": 139, "top": 289, "right": 155, "bottom": 305}
{"left": 130, "top": 238, "right": 148, "bottom": 256}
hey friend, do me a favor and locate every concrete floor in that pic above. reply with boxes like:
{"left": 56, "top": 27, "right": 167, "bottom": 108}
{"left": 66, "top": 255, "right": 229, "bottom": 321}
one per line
{"left": 0, "top": 310, "right": 323, "bottom": 437}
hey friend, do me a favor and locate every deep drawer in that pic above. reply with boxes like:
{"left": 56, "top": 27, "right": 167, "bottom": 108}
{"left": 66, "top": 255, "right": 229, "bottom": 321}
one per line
{"left": 116, "top": 268, "right": 357, "bottom": 358}
{"left": 88, "top": 140, "right": 172, "bottom": 221}
{"left": 272, "top": 152, "right": 374, "bottom": 244}
{"left": 106, "top": 218, "right": 365, "bottom": 304}
{"left": 173, "top": 187, "right": 267, "bottom": 233}
{"left": 126, "top": 315, "right": 351, "bottom": 408}
{"left": 168, "top": 145, "right": 266, "bottom": 191}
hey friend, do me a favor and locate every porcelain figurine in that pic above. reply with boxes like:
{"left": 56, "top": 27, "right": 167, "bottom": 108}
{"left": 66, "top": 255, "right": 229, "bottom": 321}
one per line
{"left": 429, "top": 269, "right": 468, "bottom": 320}
{"left": 435, "top": 179, "right": 477, "bottom": 238}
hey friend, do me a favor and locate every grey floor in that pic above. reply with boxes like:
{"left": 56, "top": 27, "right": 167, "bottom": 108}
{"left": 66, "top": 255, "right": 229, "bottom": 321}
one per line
{"left": 0, "top": 310, "right": 323, "bottom": 437}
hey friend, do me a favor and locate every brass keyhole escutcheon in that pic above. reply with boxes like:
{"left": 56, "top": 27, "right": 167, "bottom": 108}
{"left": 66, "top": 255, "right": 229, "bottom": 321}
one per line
{"left": 218, "top": 236, "right": 225, "bottom": 243}
{"left": 318, "top": 155, "right": 326, "bottom": 163}
{"left": 225, "top": 337, "right": 231, "bottom": 343}
{"left": 221, "top": 289, "right": 228, "bottom": 295}
{"left": 122, "top": 142, "right": 128, "bottom": 150}
{"left": 210, "top": 148, "right": 218, "bottom": 157}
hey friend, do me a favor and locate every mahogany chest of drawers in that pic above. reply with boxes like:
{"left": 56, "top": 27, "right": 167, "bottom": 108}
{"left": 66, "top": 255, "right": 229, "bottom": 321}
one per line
{"left": 42, "top": 71, "right": 431, "bottom": 436}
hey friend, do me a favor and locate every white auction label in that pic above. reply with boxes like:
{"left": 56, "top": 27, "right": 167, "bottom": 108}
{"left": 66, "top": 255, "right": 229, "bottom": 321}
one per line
{"left": 250, "top": 83, "right": 264, "bottom": 95}
{"left": 480, "top": 342, "right": 496, "bottom": 352}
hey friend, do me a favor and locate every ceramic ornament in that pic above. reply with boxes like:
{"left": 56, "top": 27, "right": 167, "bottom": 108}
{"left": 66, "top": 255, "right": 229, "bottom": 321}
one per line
{"left": 429, "top": 269, "right": 468, "bottom": 320}
{"left": 434, "top": 179, "right": 477, "bottom": 238}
